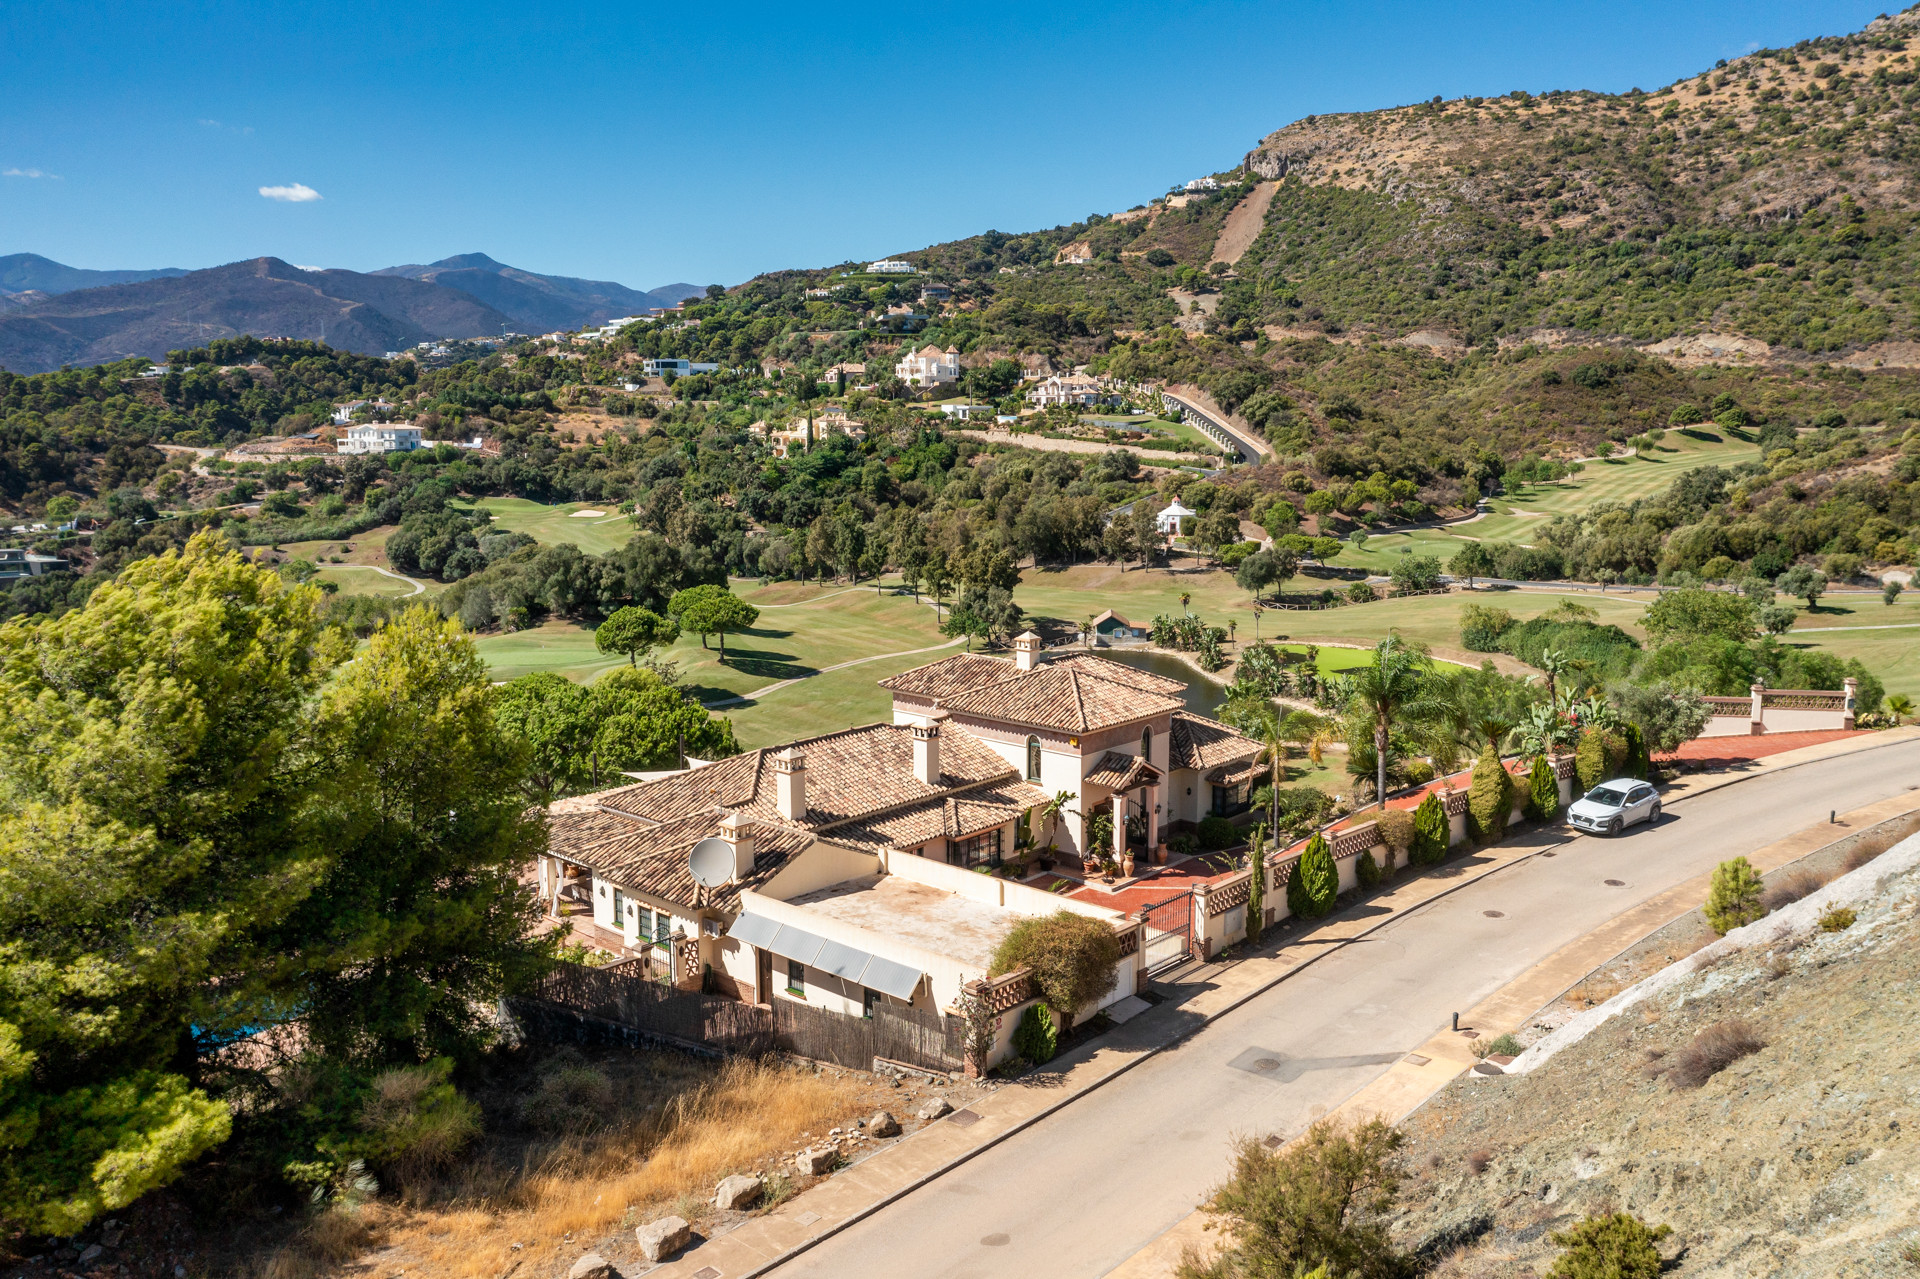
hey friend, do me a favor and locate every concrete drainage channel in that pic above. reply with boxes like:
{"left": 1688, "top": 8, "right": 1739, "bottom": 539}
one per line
{"left": 699, "top": 733, "right": 1920, "bottom": 1279}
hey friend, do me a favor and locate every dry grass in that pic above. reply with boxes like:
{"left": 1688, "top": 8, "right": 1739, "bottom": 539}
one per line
{"left": 1467, "top": 1148, "right": 1493, "bottom": 1176}
{"left": 253, "top": 1055, "right": 869, "bottom": 1279}
{"left": 1566, "top": 977, "right": 1625, "bottom": 1008}
{"left": 258, "top": 1209, "right": 378, "bottom": 1279}
{"left": 1763, "top": 868, "right": 1827, "bottom": 913}
{"left": 1666, "top": 1019, "right": 1766, "bottom": 1089}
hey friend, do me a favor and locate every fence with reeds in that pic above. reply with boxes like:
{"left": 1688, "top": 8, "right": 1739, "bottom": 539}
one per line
{"left": 514, "top": 961, "right": 963, "bottom": 1075}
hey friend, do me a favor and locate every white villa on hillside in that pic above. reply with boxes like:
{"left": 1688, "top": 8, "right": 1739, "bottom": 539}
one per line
{"left": 1027, "top": 373, "right": 1112, "bottom": 409}
{"left": 894, "top": 344, "right": 961, "bottom": 387}
{"left": 868, "top": 259, "right": 916, "bottom": 274}
{"left": 1155, "top": 500, "right": 1196, "bottom": 534}
{"left": 336, "top": 423, "right": 423, "bottom": 455}
{"left": 536, "top": 637, "right": 1259, "bottom": 1026}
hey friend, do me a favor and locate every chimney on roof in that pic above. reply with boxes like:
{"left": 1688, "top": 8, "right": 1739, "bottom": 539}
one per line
{"left": 772, "top": 748, "right": 807, "bottom": 822}
{"left": 1012, "top": 630, "right": 1043, "bottom": 672}
{"left": 911, "top": 711, "right": 947, "bottom": 785}
{"left": 719, "top": 811, "right": 755, "bottom": 881}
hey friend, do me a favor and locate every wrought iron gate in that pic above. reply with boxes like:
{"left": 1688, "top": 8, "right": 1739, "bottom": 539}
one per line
{"left": 1140, "top": 888, "right": 1195, "bottom": 974}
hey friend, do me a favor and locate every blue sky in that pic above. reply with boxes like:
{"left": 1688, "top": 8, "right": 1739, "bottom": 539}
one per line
{"left": 0, "top": 1, "right": 1888, "bottom": 289}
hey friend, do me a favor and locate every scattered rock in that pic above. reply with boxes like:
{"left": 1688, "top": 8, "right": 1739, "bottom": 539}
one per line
{"left": 566, "top": 1253, "right": 617, "bottom": 1279}
{"left": 715, "top": 1174, "right": 763, "bottom": 1212}
{"left": 635, "top": 1216, "right": 692, "bottom": 1263}
{"left": 79, "top": 1246, "right": 104, "bottom": 1264}
{"left": 795, "top": 1146, "right": 837, "bottom": 1176}
{"left": 867, "top": 1110, "right": 901, "bottom": 1137}
{"left": 916, "top": 1097, "right": 953, "bottom": 1120}
{"left": 100, "top": 1226, "right": 123, "bottom": 1248}
{"left": 510, "top": 1243, "right": 524, "bottom": 1252}
{"left": 175, "top": 1268, "right": 187, "bottom": 1278}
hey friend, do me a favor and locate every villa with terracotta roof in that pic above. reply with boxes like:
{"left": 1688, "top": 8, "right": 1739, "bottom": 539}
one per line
{"left": 535, "top": 632, "right": 1258, "bottom": 1019}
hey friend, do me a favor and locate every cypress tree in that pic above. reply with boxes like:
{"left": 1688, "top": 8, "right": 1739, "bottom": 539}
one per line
{"left": 1245, "top": 822, "right": 1266, "bottom": 945}
{"left": 1410, "top": 790, "right": 1449, "bottom": 864}
{"left": 1467, "top": 744, "right": 1515, "bottom": 843}
{"left": 1525, "top": 755, "right": 1560, "bottom": 822}
{"left": 1287, "top": 832, "right": 1338, "bottom": 919}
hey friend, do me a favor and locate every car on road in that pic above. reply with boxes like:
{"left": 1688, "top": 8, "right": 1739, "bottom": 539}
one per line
{"left": 1569, "top": 778, "right": 1661, "bottom": 836}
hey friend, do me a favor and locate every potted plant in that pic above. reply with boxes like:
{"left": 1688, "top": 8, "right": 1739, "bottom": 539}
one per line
{"left": 1120, "top": 852, "right": 1136, "bottom": 878}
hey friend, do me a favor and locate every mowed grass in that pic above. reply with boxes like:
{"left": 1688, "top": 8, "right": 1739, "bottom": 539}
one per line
{"left": 315, "top": 565, "right": 432, "bottom": 598}
{"left": 1331, "top": 432, "right": 1764, "bottom": 574}
{"left": 471, "top": 578, "right": 956, "bottom": 742}
{"left": 464, "top": 497, "right": 636, "bottom": 556}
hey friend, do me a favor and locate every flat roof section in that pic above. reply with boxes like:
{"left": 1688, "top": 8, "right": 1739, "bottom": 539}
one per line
{"left": 786, "top": 873, "right": 1021, "bottom": 971}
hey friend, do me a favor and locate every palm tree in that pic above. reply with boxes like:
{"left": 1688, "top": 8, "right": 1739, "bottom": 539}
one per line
{"left": 1037, "top": 789, "right": 1078, "bottom": 853}
{"left": 1179, "top": 590, "right": 1192, "bottom": 616}
{"left": 1080, "top": 616, "right": 1094, "bottom": 648}
{"left": 1341, "top": 635, "right": 1454, "bottom": 812}
{"left": 1537, "top": 647, "right": 1572, "bottom": 708}
{"left": 1226, "top": 692, "right": 1330, "bottom": 831}
{"left": 1888, "top": 693, "right": 1914, "bottom": 725}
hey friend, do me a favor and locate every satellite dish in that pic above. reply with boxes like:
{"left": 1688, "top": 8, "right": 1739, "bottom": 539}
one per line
{"left": 688, "top": 837, "right": 736, "bottom": 888}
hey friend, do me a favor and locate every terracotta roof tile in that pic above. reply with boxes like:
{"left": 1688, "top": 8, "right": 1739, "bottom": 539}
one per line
{"left": 829, "top": 780, "right": 1049, "bottom": 855}
{"left": 1048, "top": 653, "right": 1189, "bottom": 695}
{"left": 1084, "top": 751, "right": 1165, "bottom": 793}
{"left": 1169, "top": 710, "right": 1263, "bottom": 772}
{"left": 878, "top": 652, "right": 1020, "bottom": 701}
{"left": 591, "top": 722, "right": 1017, "bottom": 831}
{"left": 546, "top": 808, "right": 814, "bottom": 911}
{"left": 941, "top": 664, "right": 1182, "bottom": 734}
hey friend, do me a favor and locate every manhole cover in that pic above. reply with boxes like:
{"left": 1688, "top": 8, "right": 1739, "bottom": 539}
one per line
{"left": 1604, "top": 879, "right": 1626, "bottom": 887}
{"left": 1539, "top": 851, "right": 1557, "bottom": 858}
{"left": 1483, "top": 909, "right": 1505, "bottom": 918}
{"left": 1262, "top": 1134, "right": 1285, "bottom": 1149}
{"left": 947, "top": 1109, "right": 980, "bottom": 1128}
{"left": 980, "top": 1233, "right": 1010, "bottom": 1247}
{"left": 692, "top": 1270, "right": 723, "bottom": 1279}
{"left": 1228, "top": 1046, "right": 1293, "bottom": 1076}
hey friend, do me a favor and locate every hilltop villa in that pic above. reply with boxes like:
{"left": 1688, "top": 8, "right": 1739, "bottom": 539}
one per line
{"left": 893, "top": 344, "right": 961, "bottom": 387}
{"left": 536, "top": 634, "right": 1260, "bottom": 1013}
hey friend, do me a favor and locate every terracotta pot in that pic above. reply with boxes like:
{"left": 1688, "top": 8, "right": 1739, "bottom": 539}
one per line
{"left": 1121, "top": 855, "right": 1136, "bottom": 877}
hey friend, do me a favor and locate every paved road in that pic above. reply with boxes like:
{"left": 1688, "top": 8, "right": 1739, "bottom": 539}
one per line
{"left": 772, "top": 738, "right": 1920, "bottom": 1279}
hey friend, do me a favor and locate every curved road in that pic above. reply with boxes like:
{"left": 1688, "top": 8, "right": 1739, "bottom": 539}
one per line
{"left": 771, "top": 737, "right": 1920, "bottom": 1278}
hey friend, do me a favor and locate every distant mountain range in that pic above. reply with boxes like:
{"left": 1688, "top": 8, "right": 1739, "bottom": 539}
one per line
{"left": 0, "top": 252, "right": 703, "bottom": 373}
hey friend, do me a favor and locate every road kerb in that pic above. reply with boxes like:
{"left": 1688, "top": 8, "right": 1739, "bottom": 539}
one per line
{"left": 1106, "top": 785, "right": 1920, "bottom": 1279}
{"left": 646, "top": 728, "right": 1920, "bottom": 1278}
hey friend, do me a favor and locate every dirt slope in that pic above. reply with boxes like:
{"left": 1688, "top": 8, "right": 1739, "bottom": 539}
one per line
{"left": 1209, "top": 181, "right": 1278, "bottom": 265}
{"left": 1386, "top": 862, "right": 1920, "bottom": 1277}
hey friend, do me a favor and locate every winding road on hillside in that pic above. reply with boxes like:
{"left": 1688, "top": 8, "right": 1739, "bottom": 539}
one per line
{"left": 768, "top": 736, "right": 1920, "bottom": 1279}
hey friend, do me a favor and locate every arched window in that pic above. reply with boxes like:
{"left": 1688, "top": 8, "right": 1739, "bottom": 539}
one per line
{"left": 1140, "top": 725, "right": 1153, "bottom": 761}
{"left": 1026, "top": 735, "right": 1042, "bottom": 781}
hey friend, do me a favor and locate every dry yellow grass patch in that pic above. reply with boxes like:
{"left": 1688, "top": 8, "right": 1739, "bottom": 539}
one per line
{"left": 277, "top": 1058, "right": 870, "bottom": 1279}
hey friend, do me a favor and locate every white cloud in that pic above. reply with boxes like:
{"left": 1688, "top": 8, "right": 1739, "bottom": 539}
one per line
{"left": 259, "top": 182, "right": 322, "bottom": 203}
{"left": 3, "top": 168, "right": 59, "bottom": 179}
{"left": 294, "top": 265, "right": 327, "bottom": 272}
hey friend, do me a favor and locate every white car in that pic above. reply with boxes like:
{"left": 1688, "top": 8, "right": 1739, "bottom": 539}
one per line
{"left": 1568, "top": 778, "right": 1661, "bottom": 836}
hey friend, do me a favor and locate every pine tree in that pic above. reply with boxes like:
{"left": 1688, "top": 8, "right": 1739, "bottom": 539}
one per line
{"left": 1526, "top": 755, "right": 1560, "bottom": 822}
{"left": 1704, "top": 856, "right": 1767, "bottom": 935}
{"left": 1245, "top": 823, "right": 1266, "bottom": 945}
{"left": 1287, "top": 832, "right": 1338, "bottom": 919}
{"left": 1467, "top": 744, "right": 1515, "bottom": 842}
{"left": 1410, "top": 790, "right": 1449, "bottom": 864}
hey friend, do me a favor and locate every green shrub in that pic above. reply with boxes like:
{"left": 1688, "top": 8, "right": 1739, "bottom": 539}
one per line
{"left": 1459, "top": 603, "right": 1514, "bottom": 651}
{"left": 1525, "top": 755, "right": 1560, "bottom": 822}
{"left": 1467, "top": 746, "right": 1514, "bottom": 843}
{"left": 1355, "top": 847, "right": 1382, "bottom": 888}
{"left": 1409, "top": 791, "right": 1448, "bottom": 864}
{"left": 1287, "top": 833, "right": 1338, "bottom": 919}
{"left": 990, "top": 911, "right": 1121, "bottom": 1014}
{"left": 1575, "top": 728, "right": 1627, "bottom": 791}
{"left": 1180, "top": 1118, "right": 1405, "bottom": 1279}
{"left": 1704, "top": 856, "right": 1766, "bottom": 935}
{"left": 1375, "top": 807, "right": 1414, "bottom": 855}
{"left": 359, "top": 1058, "right": 481, "bottom": 1191}
{"left": 1482, "top": 1033, "right": 1523, "bottom": 1057}
{"left": 1011, "top": 1003, "right": 1058, "bottom": 1065}
{"left": 1548, "top": 1213, "right": 1671, "bottom": 1279}
{"left": 1197, "top": 815, "right": 1238, "bottom": 849}
{"left": 1622, "top": 722, "right": 1649, "bottom": 779}
{"left": 1818, "top": 905, "right": 1856, "bottom": 932}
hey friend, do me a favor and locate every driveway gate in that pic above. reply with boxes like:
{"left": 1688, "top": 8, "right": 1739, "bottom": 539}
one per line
{"left": 1140, "top": 889, "right": 1195, "bottom": 974}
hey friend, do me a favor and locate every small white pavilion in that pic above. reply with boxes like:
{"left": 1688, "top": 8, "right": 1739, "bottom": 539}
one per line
{"left": 1155, "top": 500, "right": 1196, "bottom": 535}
